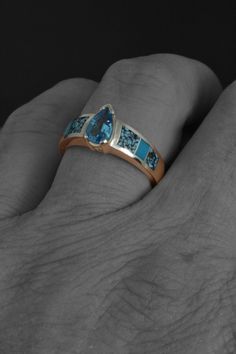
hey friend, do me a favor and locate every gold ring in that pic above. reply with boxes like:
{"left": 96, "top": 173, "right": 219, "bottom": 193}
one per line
{"left": 59, "top": 104, "right": 165, "bottom": 186}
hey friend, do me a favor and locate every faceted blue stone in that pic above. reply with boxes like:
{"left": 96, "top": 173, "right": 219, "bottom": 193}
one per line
{"left": 146, "top": 149, "right": 159, "bottom": 170}
{"left": 135, "top": 139, "right": 150, "bottom": 160}
{"left": 86, "top": 107, "right": 113, "bottom": 144}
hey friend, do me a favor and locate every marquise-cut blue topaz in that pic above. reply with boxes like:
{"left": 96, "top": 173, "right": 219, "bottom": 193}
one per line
{"left": 86, "top": 106, "right": 113, "bottom": 144}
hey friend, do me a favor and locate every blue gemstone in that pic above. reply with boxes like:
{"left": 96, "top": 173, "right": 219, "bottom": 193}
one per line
{"left": 146, "top": 149, "right": 159, "bottom": 170}
{"left": 86, "top": 107, "right": 113, "bottom": 144}
{"left": 135, "top": 139, "right": 150, "bottom": 160}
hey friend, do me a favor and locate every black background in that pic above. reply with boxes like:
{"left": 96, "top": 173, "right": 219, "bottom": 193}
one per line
{"left": 1, "top": 1, "right": 235, "bottom": 126}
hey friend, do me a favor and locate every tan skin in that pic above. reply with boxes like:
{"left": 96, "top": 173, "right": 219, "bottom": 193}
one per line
{"left": 0, "top": 54, "right": 235, "bottom": 353}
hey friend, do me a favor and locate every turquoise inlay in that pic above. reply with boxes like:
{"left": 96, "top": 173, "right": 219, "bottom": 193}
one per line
{"left": 117, "top": 126, "right": 140, "bottom": 153}
{"left": 146, "top": 148, "right": 159, "bottom": 170}
{"left": 86, "top": 107, "right": 113, "bottom": 144}
{"left": 135, "top": 139, "right": 150, "bottom": 160}
{"left": 64, "top": 116, "right": 87, "bottom": 138}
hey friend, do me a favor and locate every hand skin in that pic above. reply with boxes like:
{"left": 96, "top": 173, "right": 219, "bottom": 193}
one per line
{"left": 0, "top": 54, "right": 236, "bottom": 354}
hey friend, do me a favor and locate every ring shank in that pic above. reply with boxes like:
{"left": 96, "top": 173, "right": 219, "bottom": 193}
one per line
{"left": 60, "top": 136, "right": 165, "bottom": 185}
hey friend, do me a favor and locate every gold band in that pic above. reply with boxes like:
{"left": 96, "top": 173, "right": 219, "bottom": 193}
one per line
{"left": 59, "top": 104, "right": 165, "bottom": 186}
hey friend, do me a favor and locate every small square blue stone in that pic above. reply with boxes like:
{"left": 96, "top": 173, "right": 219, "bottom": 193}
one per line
{"left": 135, "top": 139, "right": 150, "bottom": 160}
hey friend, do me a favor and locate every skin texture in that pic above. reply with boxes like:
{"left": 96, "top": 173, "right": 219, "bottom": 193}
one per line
{"left": 0, "top": 54, "right": 236, "bottom": 353}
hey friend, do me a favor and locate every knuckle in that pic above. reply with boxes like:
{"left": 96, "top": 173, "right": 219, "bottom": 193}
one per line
{"left": 6, "top": 105, "right": 34, "bottom": 124}
{"left": 5, "top": 102, "right": 61, "bottom": 138}
{"left": 104, "top": 55, "right": 179, "bottom": 93}
{"left": 54, "top": 77, "right": 97, "bottom": 91}
{"left": 6, "top": 77, "right": 96, "bottom": 124}
{"left": 7, "top": 101, "right": 57, "bottom": 124}
{"left": 105, "top": 58, "right": 141, "bottom": 77}
{"left": 4, "top": 77, "right": 97, "bottom": 133}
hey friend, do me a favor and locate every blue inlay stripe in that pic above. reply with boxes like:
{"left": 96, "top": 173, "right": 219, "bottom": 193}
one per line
{"left": 63, "top": 116, "right": 87, "bottom": 138}
{"left": 117, "top": 126, "right": 140, "bottom": 153}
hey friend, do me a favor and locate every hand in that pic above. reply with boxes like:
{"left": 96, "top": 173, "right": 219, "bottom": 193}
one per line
{"left": 0, "top": 54, "right": 235, "bottom": 354}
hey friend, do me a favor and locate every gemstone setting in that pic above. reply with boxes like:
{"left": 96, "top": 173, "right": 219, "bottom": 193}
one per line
{"left": 145, "top": 149, "right": 159, "bottom": 170}
{"left": 86, "top": 106, "right": 113, "bottom": 144}
{"left": 62, "top": 104, "right": 160, "bottom": 173}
